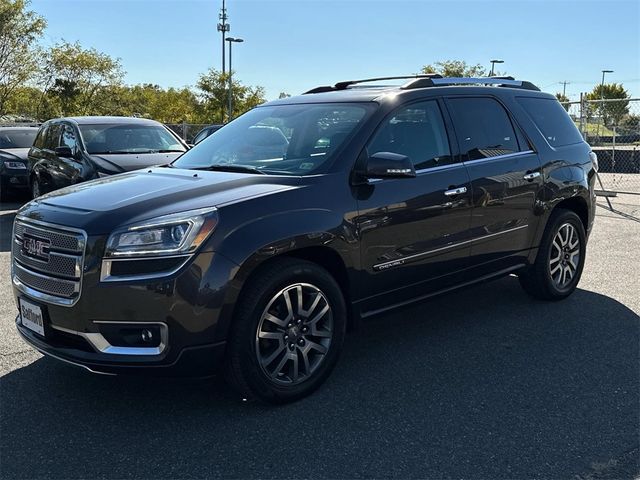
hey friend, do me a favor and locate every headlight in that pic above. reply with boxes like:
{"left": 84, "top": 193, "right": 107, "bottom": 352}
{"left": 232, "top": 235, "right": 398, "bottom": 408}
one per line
{"left": 4, "top": 161, "right": 26, "bottom": 169}
{"left": 104, "top": 207, "right": 218, "bottom": 258}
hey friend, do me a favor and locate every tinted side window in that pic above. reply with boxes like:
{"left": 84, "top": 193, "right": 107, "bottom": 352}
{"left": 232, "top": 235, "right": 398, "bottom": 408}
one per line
{"left": 517, "top": 97, "right": 583, "bottom": 147}
{"left": 448, "top": 97, "right": 520, "bottom": 160}
{"left": 193, "top": 130, "right": 209, "bottom": 144}
{"left": 368, "top": 100, "right": 453, "bottom": 170}
{"left": 44, "top": 124, "right": 62, "bottom": 150}
{"left": 33, "top": 126, "right": 48, "bottom": 149}
{"left": 61, "top": 124, "right": 78, "bottom": 153}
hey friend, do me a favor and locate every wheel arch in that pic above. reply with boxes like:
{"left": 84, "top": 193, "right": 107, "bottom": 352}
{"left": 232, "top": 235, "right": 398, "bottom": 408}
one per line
{"left": 554, "top": 195, "right": 589, "bottom": 232}
{"left": 217, "top": 243, "right": 357, "bottom": 343}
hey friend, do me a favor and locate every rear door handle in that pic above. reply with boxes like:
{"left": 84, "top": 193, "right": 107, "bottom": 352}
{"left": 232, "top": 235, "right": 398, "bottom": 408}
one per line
{"left": 523, "top": 172, "right": 541, "bottom": 181}
{"left": 444, "top": 186, "right": 467, "bottom": 196}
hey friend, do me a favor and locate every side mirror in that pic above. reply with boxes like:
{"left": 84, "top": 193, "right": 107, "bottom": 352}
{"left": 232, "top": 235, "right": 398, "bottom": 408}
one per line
{"left": 365, "top": 152, "right": 416, "bottom": 179}
{"left": 54, "top": 146, "right": 73, "bottom": 158}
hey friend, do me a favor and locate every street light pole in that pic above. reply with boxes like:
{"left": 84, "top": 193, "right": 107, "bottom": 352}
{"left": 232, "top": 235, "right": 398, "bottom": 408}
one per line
{"left": 489, "top": 59, "right": 504, "bottom": 77}
{"left": 600, "top": 69, "right": 613, "bottom": 98}
{"left": 598, "top": 69, "right": 614, "bottom": 137}
{"left": 226, "top": 37, "right": 244, "bottom": 122}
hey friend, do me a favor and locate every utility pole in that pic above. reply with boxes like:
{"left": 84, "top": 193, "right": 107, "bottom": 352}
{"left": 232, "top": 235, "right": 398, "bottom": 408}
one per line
{"left": 561, "top": 81, "right": 570, "bottom": 97}
{"left": 217, "top": 0, "right": 230, "bottom": 75}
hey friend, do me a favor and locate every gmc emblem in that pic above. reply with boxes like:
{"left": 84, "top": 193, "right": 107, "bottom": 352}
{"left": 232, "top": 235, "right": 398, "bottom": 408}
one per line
{"left": 22, "top": 235, "right": 51, "bottom": 261}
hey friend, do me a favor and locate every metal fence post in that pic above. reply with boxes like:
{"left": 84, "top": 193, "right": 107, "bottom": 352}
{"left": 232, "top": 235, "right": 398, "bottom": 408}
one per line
{"left": 182, "top": 121, "right": 187, "bottom": 141}
{"left": 579, "top": 92, "right": 585, "bottom": 140}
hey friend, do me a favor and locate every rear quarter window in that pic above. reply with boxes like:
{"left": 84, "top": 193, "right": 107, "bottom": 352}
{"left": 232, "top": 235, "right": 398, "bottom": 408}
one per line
{"left": 517, "top": 97, "right": 583, "bottom": 147}
{"left": 33, "top": 126, "right": 47, "bottom": 149}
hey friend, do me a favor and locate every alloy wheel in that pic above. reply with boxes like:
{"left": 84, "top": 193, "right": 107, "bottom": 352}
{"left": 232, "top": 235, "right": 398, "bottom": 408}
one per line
{"left": 255, "top": 283, "right": 333, "bottom": 385}
{"left": 549, "top": 222, "right": 581, "bottom": 289}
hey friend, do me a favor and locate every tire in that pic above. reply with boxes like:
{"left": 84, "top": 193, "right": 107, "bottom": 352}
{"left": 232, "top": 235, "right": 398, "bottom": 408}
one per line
{"left": 519, "top": 208, "right": 587, "bottom": 301}
{"left": 31, "top": 176, "right": 42, "bottom": 199}
{"left": 225, "top": 258, "right": 347, "bottom": 404}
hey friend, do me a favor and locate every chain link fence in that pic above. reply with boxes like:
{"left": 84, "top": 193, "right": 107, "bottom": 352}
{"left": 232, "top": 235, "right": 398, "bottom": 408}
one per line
{"left": 562, "top": 97, "right": 639, "bottom": 219}
{"left": 562, "top": 98, "right": 640, "bottom": 192}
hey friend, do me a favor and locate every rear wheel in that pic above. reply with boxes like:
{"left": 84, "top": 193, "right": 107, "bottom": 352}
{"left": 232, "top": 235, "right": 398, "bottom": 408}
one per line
{"left": 225, "top": 258, "right": 346, "bottom": 404}
{"left": 519, "top": 209, "right": 586, "bottom": 300}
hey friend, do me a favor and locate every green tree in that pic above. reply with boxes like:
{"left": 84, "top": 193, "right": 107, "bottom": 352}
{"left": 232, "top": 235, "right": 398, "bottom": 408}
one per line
{"left": 619, "top": 114, "right": 639, "bottom": 133}
{"left": 0, "top": 0, "right": 46, "bottom": 114}
{"left": 44, "top": 40, "right": 124, "bottom": 116}
{"left": 585, "top": 83, "right": 630, "bottom": 126}
{"left": 555, "top": 92, "right": 570, "bottom": 111}
{"left": 421, "top": 60, "right": 488, "bottom": 77}
{"left": 1, "top": 84, "right": 41, "bottom": 118}
{"left": 196, "top": 68, "right": 266, "bottom": 123}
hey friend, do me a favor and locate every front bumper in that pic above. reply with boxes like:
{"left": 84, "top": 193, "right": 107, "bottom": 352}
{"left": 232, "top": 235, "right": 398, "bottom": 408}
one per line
{"left": 1, "top": 170, "right": 28, "bottom": 189}
{"left": 13, "top": 250, "right": 242, "bottom": 376}
{"left": 16, "top": 318, "right": 226, "bottom": 376}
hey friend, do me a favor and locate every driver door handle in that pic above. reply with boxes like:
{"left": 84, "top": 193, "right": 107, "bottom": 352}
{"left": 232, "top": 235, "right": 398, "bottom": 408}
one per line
{"left": 444, "top": 186, "right": 467, "bottom": 197}
{"left": 523, "top": 172, "right": 541, "bottom": 181}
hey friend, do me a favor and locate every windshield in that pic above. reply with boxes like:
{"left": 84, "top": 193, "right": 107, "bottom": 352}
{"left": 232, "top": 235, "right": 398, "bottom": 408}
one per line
{"left": 173, "top": 103, "right": 371, "bottom": 175}
{"left": 79, "top": 124, "right": 186, "bottom": 154}
{"left": 0, "top": 129, "right": 38, "bottom": 149}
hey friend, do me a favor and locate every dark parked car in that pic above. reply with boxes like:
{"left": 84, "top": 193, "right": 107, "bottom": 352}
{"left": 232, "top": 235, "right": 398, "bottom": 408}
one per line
{"left": 28, "top": 116, "right": 188, "bottom": 197}
{"left": 0, "top": 126, "right": 39, "bottom": 201}
{"left": 12, "top": 75, "right": 596, "bottom": 403}
{"left": 192, "top": 124, "right": 223, "bottom": 144}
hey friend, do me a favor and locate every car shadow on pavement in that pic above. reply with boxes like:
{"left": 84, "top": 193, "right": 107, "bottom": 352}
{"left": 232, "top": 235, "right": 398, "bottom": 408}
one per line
{"left": 1, "top": 276, "right": 638, "bottom": 479}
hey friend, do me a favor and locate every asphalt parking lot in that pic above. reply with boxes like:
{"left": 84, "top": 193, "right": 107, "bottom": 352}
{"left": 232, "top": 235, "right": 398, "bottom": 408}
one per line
{"left": 1, "top": 195, "right": 638, "bottom": 479}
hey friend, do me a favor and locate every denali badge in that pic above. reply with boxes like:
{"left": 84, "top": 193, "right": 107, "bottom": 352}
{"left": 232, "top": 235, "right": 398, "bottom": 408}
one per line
{"left": 22, "top": 235, "right": 51, "bottom": 261}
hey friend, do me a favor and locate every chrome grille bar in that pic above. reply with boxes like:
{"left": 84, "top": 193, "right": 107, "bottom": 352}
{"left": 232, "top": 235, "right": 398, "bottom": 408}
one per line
{"left": 12, "top": 239, "right": 81, "bottom": 279}
{"left": 12, "top": 217, "right": 87, "bottom": 307}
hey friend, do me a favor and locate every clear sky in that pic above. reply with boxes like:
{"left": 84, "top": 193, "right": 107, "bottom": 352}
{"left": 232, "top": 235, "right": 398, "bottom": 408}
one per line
{"left": 31, "top": 0, "right": 640, "bottom": 101}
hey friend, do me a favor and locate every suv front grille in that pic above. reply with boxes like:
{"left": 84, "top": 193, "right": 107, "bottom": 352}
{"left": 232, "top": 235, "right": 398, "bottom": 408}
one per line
{"left": 12, "top": 219, "right": 86, "bottom": 306}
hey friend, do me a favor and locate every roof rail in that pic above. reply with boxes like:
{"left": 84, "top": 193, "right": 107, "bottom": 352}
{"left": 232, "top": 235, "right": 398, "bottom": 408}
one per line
{"left": 303, "top": 75, "right": 540, "bottom": 94}
{"left": 303, "top": 74, "right": 443, "bottom": 94}
{"left": 403, "top": 76, "right": 540, "bottom": 91}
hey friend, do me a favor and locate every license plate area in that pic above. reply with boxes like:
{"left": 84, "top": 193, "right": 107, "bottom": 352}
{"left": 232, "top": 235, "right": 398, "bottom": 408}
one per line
{"left": 18, "top": 298, "right": 46, "bottom": 337}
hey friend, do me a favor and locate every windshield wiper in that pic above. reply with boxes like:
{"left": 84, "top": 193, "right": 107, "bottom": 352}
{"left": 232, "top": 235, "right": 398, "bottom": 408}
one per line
{"left": 192, "top": 165, "right": 266, "bottom": 175}
{"left": 90, "top": 150, "right": 133, "bottom": 154}
{"left": 91, "top": 149, "right": 184, "bottom": 155}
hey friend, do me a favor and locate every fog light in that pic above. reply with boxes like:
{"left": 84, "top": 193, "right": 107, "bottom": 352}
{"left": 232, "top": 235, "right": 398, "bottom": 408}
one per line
{"left": 141, "top": 329, "right": 153, "bottom": 343}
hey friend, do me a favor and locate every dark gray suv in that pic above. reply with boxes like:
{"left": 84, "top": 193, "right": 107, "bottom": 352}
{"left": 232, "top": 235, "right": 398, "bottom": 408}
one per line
{"left": 12, "top": 75, "right": 596, "bottom": 403}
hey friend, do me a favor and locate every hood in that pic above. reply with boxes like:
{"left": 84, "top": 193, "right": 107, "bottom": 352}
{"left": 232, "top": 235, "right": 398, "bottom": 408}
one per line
{"left": 0, "top": 148, "right": 30, "bottom": 162}
{"left": 18, "top": 167, "right": 301, "bottom": 234}
{"left": 90, "top": 152, "right": 184, "bottom": 174}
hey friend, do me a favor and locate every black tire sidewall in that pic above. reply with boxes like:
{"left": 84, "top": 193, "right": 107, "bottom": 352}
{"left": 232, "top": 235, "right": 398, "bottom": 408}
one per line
{"left": 231, "top": 260, "right": 346, "bottom": 402}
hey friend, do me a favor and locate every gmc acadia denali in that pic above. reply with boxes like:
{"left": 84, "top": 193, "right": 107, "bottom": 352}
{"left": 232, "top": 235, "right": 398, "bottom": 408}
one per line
{"left": 12, "top": 75, "right": 596, "bottom": 403}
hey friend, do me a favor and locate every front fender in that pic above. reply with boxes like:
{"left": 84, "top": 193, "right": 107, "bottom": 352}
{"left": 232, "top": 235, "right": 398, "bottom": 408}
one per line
{"left": 208, "top": 207, "right": 359, "bottom": 342}
{"left": 217, "top": 208, "right": 358, "bottom": 280}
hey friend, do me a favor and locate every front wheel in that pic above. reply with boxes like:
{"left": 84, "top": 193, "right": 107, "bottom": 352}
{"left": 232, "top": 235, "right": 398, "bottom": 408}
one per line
{"left": 225, "top": 258, "right": 346, "bottom": 404}
{"left": 31, "top": 176, "right": 42, "bottom": 199}
{"left": 519, "top": 209, "right": 587, "bottom": 300}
